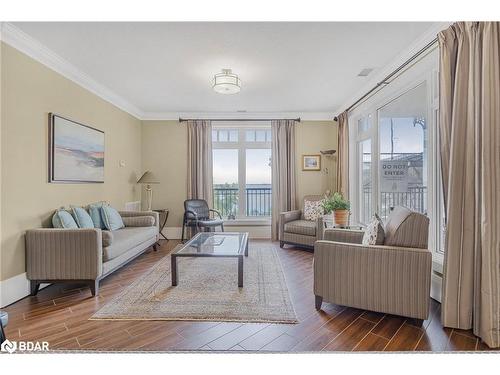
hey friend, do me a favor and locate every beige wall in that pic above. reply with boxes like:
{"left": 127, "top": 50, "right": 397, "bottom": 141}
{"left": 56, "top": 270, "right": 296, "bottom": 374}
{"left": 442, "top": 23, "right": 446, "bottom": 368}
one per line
{"left": 0, "top": 43, "right": 143, "bottom": 281}
{"left": 141, "top": 120, "right": 187, "bottom": 226}
{"left": 141, "top": 120, "right": 338, "bottom": 228}
{"left": 295, "top": 120, "right": 338, "bottom": 207}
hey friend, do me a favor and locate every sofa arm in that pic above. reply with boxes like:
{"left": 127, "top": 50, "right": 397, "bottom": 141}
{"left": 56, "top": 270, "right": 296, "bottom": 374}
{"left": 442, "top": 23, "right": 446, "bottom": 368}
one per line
{"left": 313, "top": 240, "right": 432, "bottom": 320}
{"left": 323, "top": 228, "right": 364, "bottom": 244}
{"left": 122, "top": 216, "right": 155, "bottom": 227}
{"left": 279, "top": 210, "right": 301, "bottom": 240}
{"left": 119, "top": 211, "right": 159, "bottom": 233}
{"left": 25, "top": 228, "right": 103, "bottom": 280}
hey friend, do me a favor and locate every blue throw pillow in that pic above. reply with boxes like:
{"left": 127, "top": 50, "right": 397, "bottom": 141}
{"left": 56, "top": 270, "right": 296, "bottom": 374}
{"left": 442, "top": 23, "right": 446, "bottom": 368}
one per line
{"left": 88, "top": 202, "right": 107, "bottom": 229}
{"left": 101, "top": 206, "right": 125, "bottom": 231}
{"left": 52, "top": 210, "right": 78, "bottom": 229}
{"left": 71, "top": 206, "right": 95, "bottom": 229}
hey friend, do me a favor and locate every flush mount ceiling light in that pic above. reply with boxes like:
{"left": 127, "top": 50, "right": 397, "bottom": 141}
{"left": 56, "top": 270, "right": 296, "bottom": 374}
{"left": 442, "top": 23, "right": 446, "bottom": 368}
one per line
{"left": 212, "top": 69, "right": 241, "bottom": 94}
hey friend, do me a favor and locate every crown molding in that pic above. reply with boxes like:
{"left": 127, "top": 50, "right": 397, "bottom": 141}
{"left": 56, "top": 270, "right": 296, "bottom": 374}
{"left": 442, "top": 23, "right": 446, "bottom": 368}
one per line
{"left": 0, "top": 22, "right": 144, "bottom": 119}
{"left": 141, "top": 111, "right": 335, "bottom": 121}
{"left": 333, "top": 21, "right": 453, "bottom": 115}
{"left": 1, "top": 21, "right": 449, "bottom": 122}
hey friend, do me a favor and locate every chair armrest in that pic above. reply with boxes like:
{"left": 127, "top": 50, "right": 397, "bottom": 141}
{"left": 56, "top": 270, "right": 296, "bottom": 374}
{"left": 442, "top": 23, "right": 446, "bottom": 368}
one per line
{"left": 313, "top": 240, "right": 432, "bottom": 320}
{"left": 323, "top": 228, "right": 364, "bottom": 244}
{"left": 280, "top": 210, "right": 301, "bottom": 223}
{"left": 316, "top": 216, "right": 324, "bottom": 240}
{"left": 209, "top": 209, "right": 222, "bottom": 220}
{"left": 183, "top": 210, "right": 198, "bottom": 220}
{"left": 278, "top": 210, "right": 302, "bottom": 240}
{"left": 25, "top": 228, "right": 103, "bottom": 280}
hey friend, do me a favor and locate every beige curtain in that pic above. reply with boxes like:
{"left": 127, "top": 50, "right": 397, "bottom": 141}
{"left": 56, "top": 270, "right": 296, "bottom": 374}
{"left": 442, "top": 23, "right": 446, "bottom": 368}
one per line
{"left": 271, "top": 120, "right": 297, "bottom": 240}
{"left": 336, "top": 111, "right": 349, "bottom": 198}
{"left": 187, "top": 120, "right": 213, "bottom": 204}
{"left": 439, "top": 22, "right": 500, "bottom": 348}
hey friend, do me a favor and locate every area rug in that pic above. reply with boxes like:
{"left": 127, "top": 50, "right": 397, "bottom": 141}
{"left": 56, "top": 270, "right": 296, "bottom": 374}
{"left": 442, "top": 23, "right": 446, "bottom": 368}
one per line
{"left": 91, "top": 244, "right": 297, "bottom": 323}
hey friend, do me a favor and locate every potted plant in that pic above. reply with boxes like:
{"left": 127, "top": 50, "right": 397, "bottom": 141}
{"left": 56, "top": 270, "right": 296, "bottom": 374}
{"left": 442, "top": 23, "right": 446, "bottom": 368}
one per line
{"left": 322, "top": 192, "right": 350, "bottom": 226}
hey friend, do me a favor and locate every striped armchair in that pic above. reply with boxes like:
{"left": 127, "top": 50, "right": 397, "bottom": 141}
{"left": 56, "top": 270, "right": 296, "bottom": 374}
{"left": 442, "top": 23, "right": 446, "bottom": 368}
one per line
{"left": 279, "top": 195, "right": 324, "bottom": 250}
{"left": 314, "top": 206, "right": 432, "bottom": 320}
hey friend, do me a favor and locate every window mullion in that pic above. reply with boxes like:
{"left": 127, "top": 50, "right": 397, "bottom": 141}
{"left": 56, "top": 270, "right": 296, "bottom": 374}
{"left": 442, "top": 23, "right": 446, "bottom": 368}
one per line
{"left": 238, "top": 131, "right": 246, "bottom": 218}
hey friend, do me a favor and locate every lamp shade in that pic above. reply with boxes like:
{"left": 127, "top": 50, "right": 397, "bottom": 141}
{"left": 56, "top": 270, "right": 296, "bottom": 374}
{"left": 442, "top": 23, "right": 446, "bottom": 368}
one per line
{"left": 212, "top": 69, "right": 241, "bottom": 94}
{"left": 137, "top": 171, "right": 159, "bottom": 184}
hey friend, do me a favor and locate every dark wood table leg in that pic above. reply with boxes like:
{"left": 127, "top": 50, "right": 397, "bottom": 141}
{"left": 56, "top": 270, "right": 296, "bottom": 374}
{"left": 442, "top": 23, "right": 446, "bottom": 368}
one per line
{"left": 238, "top": 255, "right": 243, "bottom": 287}
{"left": 171, "top": 255, "right": 178, "bottom": 286}
{"left": 159, "top": 211, "right": 169, "bottom": 241}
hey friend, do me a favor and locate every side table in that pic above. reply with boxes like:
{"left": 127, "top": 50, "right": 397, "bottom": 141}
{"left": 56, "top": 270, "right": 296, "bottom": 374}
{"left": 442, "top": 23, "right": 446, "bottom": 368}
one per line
{"left": 153, "top": 209, "right": 169, "bottom": 241}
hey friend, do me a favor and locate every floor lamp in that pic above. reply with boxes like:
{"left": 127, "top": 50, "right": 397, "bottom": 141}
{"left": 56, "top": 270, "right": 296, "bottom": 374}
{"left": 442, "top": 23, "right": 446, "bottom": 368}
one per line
{"left": 137, "top": 171, "right": 159, "bottom": 211}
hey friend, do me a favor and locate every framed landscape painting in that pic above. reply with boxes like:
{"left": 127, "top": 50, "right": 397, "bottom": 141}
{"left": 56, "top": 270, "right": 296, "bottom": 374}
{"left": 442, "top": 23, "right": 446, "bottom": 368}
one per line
{"left": 48, "top": 113, "right": 105, "bottom": 183}
{"left": 302, "top": 154, "right": 321, "bottom": 171}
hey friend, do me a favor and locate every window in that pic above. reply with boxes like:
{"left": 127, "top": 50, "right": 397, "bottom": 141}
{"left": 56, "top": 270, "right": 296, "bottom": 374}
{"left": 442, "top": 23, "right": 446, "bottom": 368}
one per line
{"left": 212, "top": 123, "right": 272, "bottom": 220}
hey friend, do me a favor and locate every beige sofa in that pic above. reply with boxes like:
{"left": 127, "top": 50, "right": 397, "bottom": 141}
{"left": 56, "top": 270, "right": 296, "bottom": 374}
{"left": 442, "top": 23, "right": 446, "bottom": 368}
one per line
{"left": 313, "top": 206, "right": 432, "bottom": 320}
{"left": 279, "top": 195, "right": 324, "bottom": 249}
{"left": 25, "top": 210, "right": 159, "bottom": 296}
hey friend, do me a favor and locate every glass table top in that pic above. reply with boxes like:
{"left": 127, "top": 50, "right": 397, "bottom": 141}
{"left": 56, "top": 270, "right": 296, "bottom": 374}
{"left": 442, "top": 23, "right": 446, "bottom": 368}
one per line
{"left": 175, "top": 232, "right": 248, "bottom": 256}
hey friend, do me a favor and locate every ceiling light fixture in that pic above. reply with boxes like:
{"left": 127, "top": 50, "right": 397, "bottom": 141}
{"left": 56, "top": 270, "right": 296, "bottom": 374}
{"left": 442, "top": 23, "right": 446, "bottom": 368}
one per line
{"left": 212, "top": 69, "right": 241, "bottom": 94}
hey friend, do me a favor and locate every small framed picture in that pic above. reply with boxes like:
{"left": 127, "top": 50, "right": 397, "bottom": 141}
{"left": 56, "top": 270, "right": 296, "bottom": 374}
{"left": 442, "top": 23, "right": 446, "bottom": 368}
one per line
{"left": 302, "top": 155, "right": 321, "bottom": 171}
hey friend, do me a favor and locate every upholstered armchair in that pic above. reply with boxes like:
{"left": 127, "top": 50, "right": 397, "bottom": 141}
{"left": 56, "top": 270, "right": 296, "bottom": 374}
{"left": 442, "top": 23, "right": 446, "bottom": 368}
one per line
{"left": 313, "top": 206, "right": 432, "bottom": 320}
{"left": 279, "top": 195, "right": 324, "bottom": 250}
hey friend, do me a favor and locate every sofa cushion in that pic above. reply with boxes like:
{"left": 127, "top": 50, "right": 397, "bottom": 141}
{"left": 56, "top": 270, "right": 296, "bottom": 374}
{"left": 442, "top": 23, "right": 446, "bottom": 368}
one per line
{"left": 101, "top": 206, "right": 125, "bottom": 231}
{"left": 384, "top": 206, "right": 429, "bottom": 248}
{"left": 284, "top": 219, "right": 317, "bottom": 237}
{"left": 71, "top": 206, "right": 94, "bottom": 229}
{"left": 103, "top": 227, "right": 157, "bottom": 262}
{"left": 52, "top": 210, "right": 78, "bottom": 229}
{"left": 362, "top": 213, "right": 385, "bottom": 245}
{"left": 123, "top": 216, "right": 155, "bottom": 227}
{"left": 88, "top": 202, "right": 108, "bottom": 229}
{"left": 102, "top": 230, "right": 114, "bottom": 247}
{"left": 304, "top": 199, "right": 324, "bottom": 221}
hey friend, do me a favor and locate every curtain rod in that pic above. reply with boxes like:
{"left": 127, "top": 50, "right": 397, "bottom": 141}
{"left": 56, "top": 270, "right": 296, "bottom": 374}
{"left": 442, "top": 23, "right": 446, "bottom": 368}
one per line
{"left": 179, "top": 117, "right": 301, "bottom": 123}
{"left": 333, "top": 37, "right": 438, "bottom": 121}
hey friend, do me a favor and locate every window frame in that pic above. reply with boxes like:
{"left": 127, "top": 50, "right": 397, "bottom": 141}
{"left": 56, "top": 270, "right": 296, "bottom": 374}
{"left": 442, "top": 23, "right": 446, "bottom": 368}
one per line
{"left": 212, "top": 122, "right": 272, "bottom": 221}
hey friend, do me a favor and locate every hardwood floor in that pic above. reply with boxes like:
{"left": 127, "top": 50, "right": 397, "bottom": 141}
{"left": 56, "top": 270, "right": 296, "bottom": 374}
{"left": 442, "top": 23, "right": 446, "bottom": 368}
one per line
{"left": 3, "top": 240, "right": 491, "bottom": 352}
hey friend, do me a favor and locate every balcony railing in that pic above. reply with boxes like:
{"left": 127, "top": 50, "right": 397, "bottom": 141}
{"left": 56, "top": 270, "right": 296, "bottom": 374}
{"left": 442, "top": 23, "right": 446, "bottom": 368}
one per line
{"left": 246, "top": 187, "right": 272, "bottom": 217}
{"left": 362, "top": 186, "right": 427, "bottom": 222}
{"left": 213, "top": 187, "right": 272, "bottom": 218}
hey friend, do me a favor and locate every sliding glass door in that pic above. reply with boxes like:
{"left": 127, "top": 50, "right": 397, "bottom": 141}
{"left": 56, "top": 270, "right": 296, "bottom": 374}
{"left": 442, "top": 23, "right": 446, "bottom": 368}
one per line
{"left": 377, "top": 83, "right": 428, "bottom": 221}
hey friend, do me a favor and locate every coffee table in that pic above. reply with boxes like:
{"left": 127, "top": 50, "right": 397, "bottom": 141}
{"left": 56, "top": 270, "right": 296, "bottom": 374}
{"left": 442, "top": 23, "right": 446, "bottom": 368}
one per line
{"left": 171, "top": 232, "right": 249, "bottom": 287}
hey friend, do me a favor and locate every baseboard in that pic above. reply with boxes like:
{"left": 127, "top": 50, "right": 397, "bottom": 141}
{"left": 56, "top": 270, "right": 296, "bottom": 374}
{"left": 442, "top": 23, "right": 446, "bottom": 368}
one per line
{"left": 0, "top": 273, "right": 49, "bottom": 308}
{"left": 430, "top": 272, "right": 442, "bottom": 303}
{"left": 163, "top": 226, "right": 271, "bottom": 240}
{"left": 222, "top": 225, "right": 271, "bottom": 239}
{"left": 162, "top": 227, "right": 183, "bottom": 240}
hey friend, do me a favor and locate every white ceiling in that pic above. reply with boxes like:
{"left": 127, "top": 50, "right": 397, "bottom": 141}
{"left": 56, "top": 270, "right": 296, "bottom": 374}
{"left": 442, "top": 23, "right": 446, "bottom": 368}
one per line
{"left": 11, "top": 22, "right": 437, "bottom": 117}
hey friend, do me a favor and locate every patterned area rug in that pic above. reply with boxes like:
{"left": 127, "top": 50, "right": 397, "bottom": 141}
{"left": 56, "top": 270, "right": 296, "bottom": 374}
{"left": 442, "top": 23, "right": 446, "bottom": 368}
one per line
{"left": 91, "top": 244, "right": 297, "bottom": 323}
